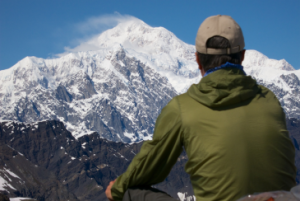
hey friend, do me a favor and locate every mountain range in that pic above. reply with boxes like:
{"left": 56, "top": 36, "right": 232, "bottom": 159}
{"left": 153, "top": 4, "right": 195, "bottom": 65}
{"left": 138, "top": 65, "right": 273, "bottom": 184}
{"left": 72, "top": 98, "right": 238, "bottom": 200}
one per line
{"left": 1, "top": 18, "right": 299, "bottom": 142}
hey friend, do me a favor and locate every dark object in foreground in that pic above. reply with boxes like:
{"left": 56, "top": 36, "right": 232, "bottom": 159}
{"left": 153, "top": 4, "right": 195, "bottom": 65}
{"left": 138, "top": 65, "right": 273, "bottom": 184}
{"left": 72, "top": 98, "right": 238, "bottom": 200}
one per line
{"left": 237, "top": 184, "right": 300, "bottom": 201}
{"left": 122, "top": 187, "right": 177, "bottom": 201}
{"left": 0, "top": 193, "right": 10, "bottom": 201}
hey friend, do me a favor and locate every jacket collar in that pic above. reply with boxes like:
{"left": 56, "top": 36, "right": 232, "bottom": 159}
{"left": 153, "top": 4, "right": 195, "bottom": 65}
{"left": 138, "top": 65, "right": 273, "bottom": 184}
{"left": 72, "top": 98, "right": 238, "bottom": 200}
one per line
{"left": 203, "top": 62, "right": 246, "bottom": 77}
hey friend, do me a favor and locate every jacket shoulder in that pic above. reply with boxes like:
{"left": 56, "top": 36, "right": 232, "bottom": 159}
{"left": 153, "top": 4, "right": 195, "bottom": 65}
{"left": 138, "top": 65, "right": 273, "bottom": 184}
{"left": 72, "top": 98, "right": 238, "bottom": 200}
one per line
{"left": 257, "top": 85, "right": 282, "bottom": 104}
{"left": 176, "top": 92, "right": 196, "bottom": 103}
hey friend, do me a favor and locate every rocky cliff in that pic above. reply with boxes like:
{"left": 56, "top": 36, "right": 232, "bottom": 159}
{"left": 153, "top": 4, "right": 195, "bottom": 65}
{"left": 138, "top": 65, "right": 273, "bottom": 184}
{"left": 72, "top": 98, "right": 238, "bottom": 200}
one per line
{"left": 0, "top": 120, "right": 191, "bottom": 201}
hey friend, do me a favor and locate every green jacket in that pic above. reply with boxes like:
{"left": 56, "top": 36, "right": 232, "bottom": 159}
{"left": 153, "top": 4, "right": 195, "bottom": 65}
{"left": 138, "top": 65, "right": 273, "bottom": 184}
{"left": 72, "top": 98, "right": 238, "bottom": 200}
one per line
{"left": 111, "top": 68, "right": 296, "bottom": 201}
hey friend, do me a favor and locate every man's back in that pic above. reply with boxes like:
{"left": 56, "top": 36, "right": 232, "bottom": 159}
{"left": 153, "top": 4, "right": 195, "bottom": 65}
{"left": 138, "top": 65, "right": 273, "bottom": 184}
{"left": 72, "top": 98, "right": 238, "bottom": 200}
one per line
{"left": 178, "top": 67, "right": 296, "bottom": 200}
{"left": 107, "top": 15, "right": 296, "bottom": 201}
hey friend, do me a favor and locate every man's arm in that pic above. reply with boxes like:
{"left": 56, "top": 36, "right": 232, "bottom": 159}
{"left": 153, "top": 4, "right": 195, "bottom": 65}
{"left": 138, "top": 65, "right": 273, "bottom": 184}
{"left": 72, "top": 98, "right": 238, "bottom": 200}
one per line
{"left": 110, "top": 97, "right": 183, "bottom": 201}
{"left": 106, "top": 180, "right": 116, "bottom": 201}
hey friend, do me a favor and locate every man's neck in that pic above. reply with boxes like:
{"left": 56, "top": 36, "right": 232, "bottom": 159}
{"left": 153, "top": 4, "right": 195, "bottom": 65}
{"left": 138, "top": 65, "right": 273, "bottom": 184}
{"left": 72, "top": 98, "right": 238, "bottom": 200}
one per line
{"left": 203, "top": 62, "right": 245, "bottom": 77}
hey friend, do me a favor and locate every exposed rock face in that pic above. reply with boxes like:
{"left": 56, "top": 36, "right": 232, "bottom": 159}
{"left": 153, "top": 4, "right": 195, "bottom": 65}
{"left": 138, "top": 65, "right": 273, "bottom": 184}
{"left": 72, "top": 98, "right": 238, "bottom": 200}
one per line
{"left": 0, "top": 120, "right": 191, "bottom": 201}
{"left": 0, "top": 143, "right": 78, "bottom": 201}
{"left": 56, "top": 84, "right": 72, "bottom": 103}
{"left": 287, "top": 118, "right": 300, "bottom": 183}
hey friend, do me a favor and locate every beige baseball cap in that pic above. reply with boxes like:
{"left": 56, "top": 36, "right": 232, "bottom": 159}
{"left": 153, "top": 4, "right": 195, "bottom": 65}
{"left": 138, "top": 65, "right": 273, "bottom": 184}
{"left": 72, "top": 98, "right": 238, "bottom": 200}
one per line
{"left": 196, "top": 15, "right": 245, "bottom": 55}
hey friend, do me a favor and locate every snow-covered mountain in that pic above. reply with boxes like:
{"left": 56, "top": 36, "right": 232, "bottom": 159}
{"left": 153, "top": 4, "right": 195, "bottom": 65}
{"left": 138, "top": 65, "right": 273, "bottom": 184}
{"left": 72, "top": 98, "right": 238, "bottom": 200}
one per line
{"left": 0, "top": 18, "right": 299, "bottom": 142}
{"left": 243, "top": 50, "right": 300, "bottom": 118}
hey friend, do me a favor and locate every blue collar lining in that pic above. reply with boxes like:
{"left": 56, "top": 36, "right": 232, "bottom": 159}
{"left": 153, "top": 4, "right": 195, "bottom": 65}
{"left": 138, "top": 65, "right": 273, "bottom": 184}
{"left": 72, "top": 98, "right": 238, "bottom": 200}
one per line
{"left": 203, "top": 62, "right": 246, "bottom": 77}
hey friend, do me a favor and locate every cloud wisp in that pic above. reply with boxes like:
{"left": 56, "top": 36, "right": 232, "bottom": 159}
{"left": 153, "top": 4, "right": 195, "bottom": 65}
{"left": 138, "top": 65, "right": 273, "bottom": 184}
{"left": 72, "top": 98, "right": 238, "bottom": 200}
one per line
{"left": 56, "top": 13, "right": 136, "bottom": 57}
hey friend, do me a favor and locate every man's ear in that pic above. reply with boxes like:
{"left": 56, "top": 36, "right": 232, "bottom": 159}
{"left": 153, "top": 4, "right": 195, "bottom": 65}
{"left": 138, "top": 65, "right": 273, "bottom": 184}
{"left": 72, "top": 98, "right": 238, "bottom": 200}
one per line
{"left": 195, "top": 52, "right": 205, "bottom": 76}
{"left": 240, "top": 49, "right": 246, "bottom": 64}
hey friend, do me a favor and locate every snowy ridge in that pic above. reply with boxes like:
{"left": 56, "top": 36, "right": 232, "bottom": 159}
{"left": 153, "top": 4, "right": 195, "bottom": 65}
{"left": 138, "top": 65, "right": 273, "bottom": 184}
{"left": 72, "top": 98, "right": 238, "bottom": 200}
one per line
{"left": 0, "top": 18, "right": 300, "bottom": 142}
{"left": 243, "top": 50, "right": 297, "bottom": 84}
{"left": 243, "top": 50, "right": 294, "bottom": 71}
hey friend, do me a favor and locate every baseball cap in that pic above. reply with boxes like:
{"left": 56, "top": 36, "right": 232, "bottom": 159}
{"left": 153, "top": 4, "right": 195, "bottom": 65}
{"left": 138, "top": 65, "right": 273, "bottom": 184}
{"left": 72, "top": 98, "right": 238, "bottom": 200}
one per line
{"left": 196, "top": 15, "right": 245, "bottom": 55}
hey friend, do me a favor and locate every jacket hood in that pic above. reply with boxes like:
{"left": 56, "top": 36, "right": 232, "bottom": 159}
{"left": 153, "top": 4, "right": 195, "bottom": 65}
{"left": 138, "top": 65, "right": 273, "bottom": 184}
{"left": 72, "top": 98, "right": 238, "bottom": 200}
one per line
{"left": 188, "top": 68, "right": 260, "bottom": 108}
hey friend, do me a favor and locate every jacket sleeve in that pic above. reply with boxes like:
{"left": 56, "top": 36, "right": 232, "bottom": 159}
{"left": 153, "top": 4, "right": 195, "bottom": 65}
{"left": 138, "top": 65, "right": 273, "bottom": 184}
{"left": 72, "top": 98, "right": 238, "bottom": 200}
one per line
{"left": 111, "top": 97, "right": 183, "bottom": 201}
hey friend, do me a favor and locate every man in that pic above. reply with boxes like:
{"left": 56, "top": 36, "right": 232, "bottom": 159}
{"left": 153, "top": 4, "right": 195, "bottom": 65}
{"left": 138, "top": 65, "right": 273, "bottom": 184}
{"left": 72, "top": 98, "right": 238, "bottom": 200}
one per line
{"left": 106, "top": 15, "right": 296, "bottom": 201}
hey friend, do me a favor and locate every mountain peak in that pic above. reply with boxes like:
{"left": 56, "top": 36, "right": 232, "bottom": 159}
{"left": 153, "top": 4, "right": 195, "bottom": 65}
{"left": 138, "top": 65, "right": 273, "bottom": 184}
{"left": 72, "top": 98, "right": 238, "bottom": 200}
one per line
{"left": 113, "top": 17, "right": 150, "bottom": 31}
{"left": 87, "top": 18, "right": 195, "bottom": 60}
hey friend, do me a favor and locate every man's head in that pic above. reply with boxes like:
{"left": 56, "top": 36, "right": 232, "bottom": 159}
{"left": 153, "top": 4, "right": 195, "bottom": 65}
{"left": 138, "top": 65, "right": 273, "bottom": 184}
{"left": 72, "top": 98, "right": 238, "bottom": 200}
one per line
{"left": 195, "top": 15, "right": 246, "bottom": 75}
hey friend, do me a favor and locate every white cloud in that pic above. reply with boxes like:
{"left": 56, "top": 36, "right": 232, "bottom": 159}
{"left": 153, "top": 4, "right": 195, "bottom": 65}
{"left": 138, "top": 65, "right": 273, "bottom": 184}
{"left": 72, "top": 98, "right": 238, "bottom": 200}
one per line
{"left": 75, "top": 12, "right": 134, "bottom": 34}
{"left": 56, "top": 12, "right": 136, "bottom": 57}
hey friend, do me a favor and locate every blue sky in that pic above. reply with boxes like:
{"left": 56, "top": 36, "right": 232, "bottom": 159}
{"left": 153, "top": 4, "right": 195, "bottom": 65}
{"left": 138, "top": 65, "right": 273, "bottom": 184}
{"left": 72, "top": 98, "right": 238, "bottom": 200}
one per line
{"left": 0, "top": 0, "right": 299, "bottom": 70}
